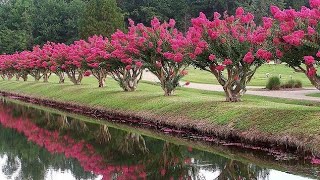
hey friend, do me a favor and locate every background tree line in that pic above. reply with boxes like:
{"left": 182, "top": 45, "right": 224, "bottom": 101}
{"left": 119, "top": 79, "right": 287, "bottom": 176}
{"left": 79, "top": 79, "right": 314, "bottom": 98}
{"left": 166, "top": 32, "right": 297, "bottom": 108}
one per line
{"left": 0, "top": 0, "right": 309, "bottom": 54}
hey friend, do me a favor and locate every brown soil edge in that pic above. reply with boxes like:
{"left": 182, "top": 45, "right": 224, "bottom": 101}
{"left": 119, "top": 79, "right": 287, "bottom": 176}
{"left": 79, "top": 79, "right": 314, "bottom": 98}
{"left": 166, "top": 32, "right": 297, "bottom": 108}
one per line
{"left": 0, "top": 90, "right": 318, "bottom": 160}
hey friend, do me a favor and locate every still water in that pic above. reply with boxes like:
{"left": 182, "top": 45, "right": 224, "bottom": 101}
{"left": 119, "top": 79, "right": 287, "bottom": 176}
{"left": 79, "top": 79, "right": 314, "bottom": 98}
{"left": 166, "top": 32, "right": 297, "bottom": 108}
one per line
{"left": 0, "top": 98, "right": 318, "bottom": 180}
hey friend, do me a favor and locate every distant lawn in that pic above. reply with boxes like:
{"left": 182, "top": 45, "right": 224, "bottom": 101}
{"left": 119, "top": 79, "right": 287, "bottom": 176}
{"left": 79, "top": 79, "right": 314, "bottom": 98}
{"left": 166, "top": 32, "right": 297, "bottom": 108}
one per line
{"left": 183, "top": 64, "right": 315, "bottom": 87}
{"left": 307, "top": 93, "right": 320, "bottom": 98}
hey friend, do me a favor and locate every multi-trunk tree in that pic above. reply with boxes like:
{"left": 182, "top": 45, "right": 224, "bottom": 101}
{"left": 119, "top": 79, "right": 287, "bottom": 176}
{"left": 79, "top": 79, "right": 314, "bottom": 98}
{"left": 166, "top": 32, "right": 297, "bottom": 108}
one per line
{"left": 129, "top": 18, "right": 193, "bottom": 96}
{"left": 271, "top": 2, "right": 320, "bottom": 90}
{"left": 187, "top": 8, "right": 274, "bottom": 102}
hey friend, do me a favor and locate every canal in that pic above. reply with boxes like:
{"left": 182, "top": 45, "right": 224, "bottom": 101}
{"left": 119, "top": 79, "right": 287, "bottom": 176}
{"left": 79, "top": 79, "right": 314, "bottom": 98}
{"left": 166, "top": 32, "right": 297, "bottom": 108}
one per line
{"left": 0, "top": 98, "right": 318, "bottom": 179}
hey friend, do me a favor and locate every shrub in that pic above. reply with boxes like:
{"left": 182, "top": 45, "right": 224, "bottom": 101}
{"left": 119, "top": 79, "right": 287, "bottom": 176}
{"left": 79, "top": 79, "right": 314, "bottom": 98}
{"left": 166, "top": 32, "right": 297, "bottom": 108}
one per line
{"left": 281, "top": 80, "right": 302, "bottom": 89}
{"left": 266, "top": 76, "right": 281, "bottom": 90}
{"left": 294, "top": 80, "right": 302, "bottom": 88}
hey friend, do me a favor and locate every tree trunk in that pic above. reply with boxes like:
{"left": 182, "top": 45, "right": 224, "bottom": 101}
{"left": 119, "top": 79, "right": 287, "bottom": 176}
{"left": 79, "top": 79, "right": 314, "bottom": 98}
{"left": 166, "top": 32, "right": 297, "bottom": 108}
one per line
{"left": 33, "top": 71, "right": 42, "bottom": 81}
{"left": 21, "top": 74, "right": 28, "bottom": 81}
{"left": 98, "top": 77, "right": 106, "bottom": 87}
{"left": 43, "top": 73, "right": 49, "bottom": 83}
{"left": 15, "top": 74, "right": 20, "bottom": 81}
{"left": 121, "top": 78, "right": 139, "bottom": 92}
{"left": 156, "top": 69, "right": 179, "bottom": 96}
{"left": 92, "top": 69, "right": 107, "bottom": 88}
{"left": 111, "top": 68, "right": 143, "bottom": 91}
{"left": 223, "top": 87, "right": 241, "bottom": 102}
{"left": 308, "top": 75, "right": 320, "bottom": 90}
{"left": 159, "top": 78, "right": 175, "bottom": 96}
{"left": 56, "top": 72, "right": 65, "bottom": 84}
{"left": 66, "top": 70, "right": 83, "bottom": 85}
{"left": 7, "top": 74, "right": 14, "bottom": 81}
{"left": 163, "top": 87, "right": 174, "bottom": 96}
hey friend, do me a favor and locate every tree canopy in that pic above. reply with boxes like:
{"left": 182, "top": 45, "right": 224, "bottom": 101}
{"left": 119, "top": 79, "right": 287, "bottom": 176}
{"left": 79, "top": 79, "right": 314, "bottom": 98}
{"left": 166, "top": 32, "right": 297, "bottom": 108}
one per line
{"left": 79, "top": 0, "right": 124, "bottom": 39}
{"left": 0, "top": 0, "right": 311, "bottom": 54}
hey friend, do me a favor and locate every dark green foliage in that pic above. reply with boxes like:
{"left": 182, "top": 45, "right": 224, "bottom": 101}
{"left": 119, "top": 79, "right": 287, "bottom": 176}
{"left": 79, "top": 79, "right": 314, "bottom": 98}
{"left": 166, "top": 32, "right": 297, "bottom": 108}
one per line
{"left": 0, "top": 0, "right": 86, "bottom": 53}
{"left": 117, "top": 0, "right": 237, "bottom": 32}
{"left": 79, "top": 0, "right": 124, "bottom": 38}
{"left": 0, "top": 0, "right": 33, "bottom": 53}
{"left": 0, "top": 28, "right": 30, "bottom": 54}
{"left": 266, "top": 76, "right": 281, "bottom": 90}
{"left": 239, "top": 0, "right": 286, "bottom": 23}
{"left": 31, "top": 0, "right": 86, "bottom": 46}
{"left": 285, "top": 0, "right": 308, "bottom": 9}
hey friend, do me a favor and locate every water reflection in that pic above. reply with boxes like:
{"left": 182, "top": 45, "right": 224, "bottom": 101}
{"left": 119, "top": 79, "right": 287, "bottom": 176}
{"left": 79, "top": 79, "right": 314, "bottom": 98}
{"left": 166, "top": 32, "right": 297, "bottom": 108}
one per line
{"left": 0, "top": 98, "right": 317, "bottom": 180}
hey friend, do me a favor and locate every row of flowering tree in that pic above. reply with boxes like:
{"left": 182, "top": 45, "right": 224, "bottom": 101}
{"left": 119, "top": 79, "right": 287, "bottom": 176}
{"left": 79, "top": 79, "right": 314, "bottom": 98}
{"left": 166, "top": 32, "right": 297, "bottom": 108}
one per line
{"left": 0, "top": 1, "right": 319, "bottom": 102}
{"left": 270, "top": 1, "right": 320, "bottom": 90}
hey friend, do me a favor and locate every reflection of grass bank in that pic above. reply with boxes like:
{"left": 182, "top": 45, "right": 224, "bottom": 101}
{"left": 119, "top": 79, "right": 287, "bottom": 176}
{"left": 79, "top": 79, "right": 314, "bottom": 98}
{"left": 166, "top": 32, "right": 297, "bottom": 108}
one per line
{"left": 0, "top": 77, "right": 320, "bottom": 156}
{"left": 4, "top": 98, "right": 319, "bottom": 180}
{"left": 183, "top": 64, "right": 316, "bottom": 87}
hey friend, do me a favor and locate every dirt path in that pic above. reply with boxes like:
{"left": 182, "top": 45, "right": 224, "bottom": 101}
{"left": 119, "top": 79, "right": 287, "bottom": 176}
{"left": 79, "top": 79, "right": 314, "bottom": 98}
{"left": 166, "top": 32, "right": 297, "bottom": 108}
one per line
{"left": 142, "top": 71, "right": 320, "bottom": 102}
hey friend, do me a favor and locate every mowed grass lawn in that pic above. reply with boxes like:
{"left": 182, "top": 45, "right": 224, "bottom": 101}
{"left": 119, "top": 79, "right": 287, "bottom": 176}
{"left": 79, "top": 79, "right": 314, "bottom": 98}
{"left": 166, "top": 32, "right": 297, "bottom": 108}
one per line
{"left": 182, "top": 64, "right": 316, "bottom": 87}
{"left": 0, "top": 75, "right": 319, "bottom": 146}
{"left": 307, "top": 93, "right": 320, "bottom": 98}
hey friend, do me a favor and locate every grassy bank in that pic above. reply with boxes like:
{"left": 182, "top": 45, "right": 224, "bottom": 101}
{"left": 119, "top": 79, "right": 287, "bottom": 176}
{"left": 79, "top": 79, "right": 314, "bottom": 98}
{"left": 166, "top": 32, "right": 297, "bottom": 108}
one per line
{"left": 0, "top": 77, "right": 320, "bottom": 153}
{"left": 183, "top": 64, "right": 315, "bottom": 87}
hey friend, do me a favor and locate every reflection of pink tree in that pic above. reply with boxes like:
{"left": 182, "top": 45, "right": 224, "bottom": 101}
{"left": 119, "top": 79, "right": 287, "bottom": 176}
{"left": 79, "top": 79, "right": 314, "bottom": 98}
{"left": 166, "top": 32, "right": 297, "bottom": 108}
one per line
{"left": 119, "top": 132, "right": 149, "bottom": 154}
{"left": 0, "top": 107, "right": 147, "bottom": 179}
{"left": 96, "top": 124, "right": 111, "bottom": 144}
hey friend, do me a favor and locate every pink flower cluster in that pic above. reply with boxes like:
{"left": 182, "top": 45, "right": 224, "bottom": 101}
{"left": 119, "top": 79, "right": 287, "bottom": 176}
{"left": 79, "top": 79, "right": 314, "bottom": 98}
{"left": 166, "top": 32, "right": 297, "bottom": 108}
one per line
{"left": 271, "top": 0, "right": 320, "bottom": 78}
{"left": 0, "top": 34, "right": 143, "bottom": 79}
{"left": 127, "top": 17, "right": 192, "bottom": 65}
{"left": 282, "top": 30, "right": 305, "bottom": 46}
{"left": 187, "top": 7, "right": 274, "bottom": 72}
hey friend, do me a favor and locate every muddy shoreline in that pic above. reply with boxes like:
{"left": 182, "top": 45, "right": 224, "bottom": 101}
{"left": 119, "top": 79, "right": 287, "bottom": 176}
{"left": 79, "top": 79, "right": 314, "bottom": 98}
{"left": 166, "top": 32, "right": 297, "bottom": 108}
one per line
{"left": 0, "top": 90, "right": 317, "bottom": 160}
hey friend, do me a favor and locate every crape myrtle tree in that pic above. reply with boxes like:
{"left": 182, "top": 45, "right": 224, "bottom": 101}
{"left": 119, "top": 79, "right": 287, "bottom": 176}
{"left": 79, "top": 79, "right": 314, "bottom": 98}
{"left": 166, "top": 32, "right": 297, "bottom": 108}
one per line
{"left": 270, "top": 1, "right": 320, "bottom": 90}
{"left": 130, "top": 18, "right": 192, "bottom": 96}
{"left": 80, "top": 35, "right": 111, "bottom": 88}
{"left": 14, "top": 51, "right": 30, "bottom": 81}
{"left": 50, "top": 43, "right": 70, "bottom": 84}
{"left": 109, "top": 30, "right": 144, "bottom": 91}
{"left": 63, "top": 42, "right": 85, "bottom": 85}
{"left": 0, "top": 55, "right": 16, "bottom": 80}
{"left": 78, "top": 34, "right": 144, "bottom": 90}
{"left": 187, "top": 8, "right": 274, "bottom": 102}
{"left": 28, "top": 45, "right": 52, "bottom": 82}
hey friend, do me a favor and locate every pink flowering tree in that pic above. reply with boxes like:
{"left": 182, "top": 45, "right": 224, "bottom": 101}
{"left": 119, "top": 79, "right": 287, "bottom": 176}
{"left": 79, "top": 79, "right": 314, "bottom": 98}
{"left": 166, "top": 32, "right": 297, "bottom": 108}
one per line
{"left": 0, "top": 57, "right": 5, "bottom": 80}
{"left": 187, "top": 9, "right": 274, "bottom": 102}
{"left": 0, "top": 55, "right": 16, "bottom": 80}
{"left": 130, "top": 18, "right": 192, "bottom": 96}
{"left": 15, "top": 51, "right": 30, "bottom": 81}
{"left": 109, "top": 30, "right": 144, "bottom": 91}
{"left": 28, "top": 45, "right": 52, "bottom": 82}
{"left": 50, "top": 43, "right": 69, "bottom": 83}
{"left": 63, "top": 42, "right": 84, "bottom": 85}
{"left": 270, "top": 2, "right": 320, "bottom": 90}
{"left": 80, "top": 36, "right": 110, "bottom": 88}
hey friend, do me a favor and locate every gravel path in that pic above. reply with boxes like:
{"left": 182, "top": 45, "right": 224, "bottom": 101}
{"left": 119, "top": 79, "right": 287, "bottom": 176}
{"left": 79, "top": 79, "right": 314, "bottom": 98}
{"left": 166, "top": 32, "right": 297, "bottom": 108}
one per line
{"left": 142, "top": 71, "right": 320, "bottom": 102}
